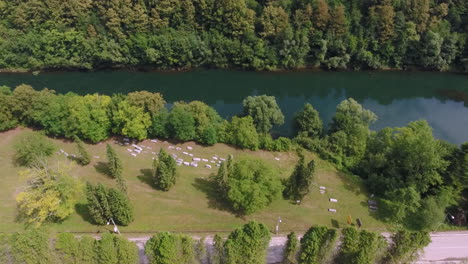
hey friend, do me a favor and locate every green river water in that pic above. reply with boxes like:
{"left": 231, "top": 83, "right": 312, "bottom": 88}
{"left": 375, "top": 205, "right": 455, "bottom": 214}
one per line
{"left": 0, "top": 70, "right": 467, "bottom": 144}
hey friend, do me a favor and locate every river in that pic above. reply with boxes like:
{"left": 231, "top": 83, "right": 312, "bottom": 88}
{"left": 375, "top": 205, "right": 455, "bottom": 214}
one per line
{"left": 0, "top": 70, "right": 467, "bottom": 144}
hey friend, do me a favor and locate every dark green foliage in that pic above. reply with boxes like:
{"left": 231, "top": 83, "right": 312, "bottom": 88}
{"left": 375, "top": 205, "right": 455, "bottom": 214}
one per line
{"left": 0, "top": 86, "right": 17, "bottom": 131}
{"left": 294, "top": 103, "right": 323, "bottom": 139}
{"left": 361, "top": 120, "right": 451, "bottom": 229}
{"left": 384, "top": 230, "right": 431, "bottom": 264}
{"left": 327, "top": 98, "right": 377, "bottom": 169}
{"left": 168, "top": 106, "right": 196, "bottom": 141}
{"left": 223, "top": 221, "right": 271, "bottom": 264}
{"left": 1, "top": 0, "right": 465, "bottom": 71}
{"left": 145, "top": 232, "right": 194, "bottom": 264}
{"left": 74, "top": 136, "right": 90, "bottom": 166}
{"left": 215, "top": 157, "right": 283, "bottom": 215}
{"left": 337, "top": 227, "right": 387, "bottom": 264}
{"left": 283, "top": 232, "right": 299, "bottom": 264}
{"left": 222, "top": 116, "right": 260, "bottom": 150}
{"left": 106, "top": 144, "right": 126, "bottom": 192}
{"left": 55, "top": 233, "right": 81, "bottom": 263}
{"left": 153, "top": 149, "right": 177, "bottom": 191}
{"left": 284, "top": 153, "right": 316, "bottom": 201}
{"left": 86, "top": 183, "right": 112, "bottom": 225}
{"left": 10, "top": 229, "right": 52, "bottom": 264}
{"left": 299, "top": 226, "right": 337, "bottom": 264}
{"left": 86, "top": 183, "right": 134, "bottom": 226}
{"left": 211, "top": 234, "right": 225, "bottom": 264}
{"left": 243, "top": 95, "right": 285, "bottom": 134}
{"left": 107, "top": 188, "right": 134, "bottom": 226}
{"left": 13, "top": 132, "right": 56, "bottom": 167}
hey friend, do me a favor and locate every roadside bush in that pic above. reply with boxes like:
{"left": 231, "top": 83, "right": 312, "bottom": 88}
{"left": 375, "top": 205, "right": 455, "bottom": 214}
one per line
{"left": 299, "top": 226, "right": 337, "bottom": 264}
{"left": 97, "top": 233, "right": 138, "bottom": 264}
{"left": 145, "top": 232, "right": 194, "bottom": 264}
{"left": 11, "top": 229, "right": 53, "bottom": 264}
{"left": 14, "top": 132, "right": 55, "bottom": 167}
{"left": 384, "top": 230, "right": 431, "bottom": 264}
{"left": 337, "top": 227, "right": 387, "bottom": 264}
{"left": 282, "top": 232, "right": 299, "bottom": 264}
{"left": 223, "top": 221, "right": 271, "bottom": 264}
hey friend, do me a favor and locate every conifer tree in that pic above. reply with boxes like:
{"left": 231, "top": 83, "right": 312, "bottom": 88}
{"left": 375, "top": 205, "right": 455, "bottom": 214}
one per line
{"left": 284, "top": 153, "right": 315, "bottom": 200}
{"left": 86, "top": 183, "right": 112, "bottom": 225}
{"left": 106, "top": 144, "right": 126, "bottom": 192}
{"left": 153, "top": 149, "right": 177, "bottom": 191}
{"left": 108, "top": 188, "right": 134, "bottom": 226}
{"left": 74, "top": 135, "right": 90, "bottom": 165}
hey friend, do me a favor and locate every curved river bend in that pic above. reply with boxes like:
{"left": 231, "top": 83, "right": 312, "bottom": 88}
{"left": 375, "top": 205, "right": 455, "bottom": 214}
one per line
{"left": 1, "top": 70, "right": 467, "bottom": 144}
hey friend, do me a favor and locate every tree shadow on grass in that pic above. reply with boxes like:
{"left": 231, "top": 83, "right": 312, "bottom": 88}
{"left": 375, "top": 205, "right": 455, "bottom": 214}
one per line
{"left": 331, "top": 219, "right": 340, "bottom": 228}
{"left": 137, "top": 168, "right": 154, "bottom": 188}
{"left": 75, "top": 203, "right": 95, "bottom": 225}
{"left": 192, "top": 177, "right": 245, "bottom": 218}
{"left": 337, "top": 171, "right": 364, "bottom": 196}
{"left": 94, "top": 161, "right": 111, "bottom": 177}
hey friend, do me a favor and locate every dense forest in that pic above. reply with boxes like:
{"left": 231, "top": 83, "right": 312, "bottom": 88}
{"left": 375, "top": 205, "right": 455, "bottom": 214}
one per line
{"left": 0, "top": 0, "right": 466, "bottom": 71}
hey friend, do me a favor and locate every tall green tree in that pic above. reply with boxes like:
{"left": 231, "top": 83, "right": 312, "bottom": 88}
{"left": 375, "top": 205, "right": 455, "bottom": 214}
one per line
{"left": 242, "top": 95, "right": 285, "bottom": 134}
{"left": 106, "top": 144, "right": 126, "bottom": 192}
{"left": 294, "top": 103, "right": 323, "bottom": 139}
{"left": 74, "top": 135, "right": 90, "bottom": 166}
{"left": 153, "top": 149, "right": 177, "bottom": 191}
{"left": 284, "top": 153, "right": 316, "bottom": 201}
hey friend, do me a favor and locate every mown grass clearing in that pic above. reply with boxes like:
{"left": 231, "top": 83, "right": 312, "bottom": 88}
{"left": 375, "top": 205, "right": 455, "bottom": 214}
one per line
{"left": 0, "top": 128, "right": 387, "bottom": 233}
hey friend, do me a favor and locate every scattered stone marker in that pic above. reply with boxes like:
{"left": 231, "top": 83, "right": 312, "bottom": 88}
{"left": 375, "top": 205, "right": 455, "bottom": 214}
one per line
{"left": 328, "top": 209, "right": 337, "bottom": 213}
{"left": 330, "top": 198, "right": 338, "bottom": 203}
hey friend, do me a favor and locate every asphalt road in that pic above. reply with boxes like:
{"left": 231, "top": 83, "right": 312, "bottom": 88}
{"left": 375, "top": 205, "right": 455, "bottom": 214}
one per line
{"left": 126, "top": 231, "right": 468, "bottom": 264}
{"left": 417, "top": 231, "right": 468, "bottom": 263}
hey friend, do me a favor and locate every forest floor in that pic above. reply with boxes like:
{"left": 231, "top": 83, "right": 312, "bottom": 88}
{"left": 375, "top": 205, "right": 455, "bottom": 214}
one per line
{"left": 0, "top": 127, "right": 387, "bottom": 233}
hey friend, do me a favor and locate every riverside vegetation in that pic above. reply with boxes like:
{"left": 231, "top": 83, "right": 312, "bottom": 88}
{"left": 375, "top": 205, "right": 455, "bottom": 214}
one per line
{"left": 1, "top": 84, "right": 467, "bottom": 231}
{"left": 0, "top": 0, "right": 466, "bottom": 71}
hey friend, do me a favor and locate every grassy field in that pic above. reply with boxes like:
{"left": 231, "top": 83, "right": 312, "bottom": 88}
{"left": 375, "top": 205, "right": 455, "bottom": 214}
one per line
{"left": 0, "top": 128, "right": 387, "bottom": 234}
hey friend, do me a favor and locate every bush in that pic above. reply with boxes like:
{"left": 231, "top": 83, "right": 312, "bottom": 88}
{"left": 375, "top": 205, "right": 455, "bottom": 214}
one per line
{"left": 337, "top": 227, "right": 387, "bottom": 264}
{"left": 14, "top": 132, "right": 56, "bottom": 167}
{"left": 299, "top": 226, "right": 337, "bottom": 264}
{"left": 11, "top": 229, "right": 52, "bottom": 264}
{"left": 384, "top": 230, "right": 431, "bottom": 264}
{"left": 282, "top": 232, "right": 299, "bottom": 264}
{"left": 145, "top": 232, "right": 194, "bottom": 264}
{"left": 223, "top": 221, "right": 271, "bottom": 264}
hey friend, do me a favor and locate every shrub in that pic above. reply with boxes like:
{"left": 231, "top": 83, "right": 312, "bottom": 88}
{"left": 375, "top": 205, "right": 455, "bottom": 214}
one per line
{"left": 384, "top": 230, "right": 431, "bottom": 264}
{"left": 11, "top": 229, "right": 52, "bottom": 264}
{"left": 145, "top": 232, "right": 194, "bottom": 264}
{"left": 282, "top": 232, "right": 298, "bottom": 264}
{"left": 14, "top": 132, "right": 55, "bottom": 167}
{"left": 299, "top": 226, "right": 337, "bottom": 264}
{"left": 337, "top": 227, "right": 387, "bottom": 264}
{"left": 223, "top": 221, "right": 271, "bottom": 264}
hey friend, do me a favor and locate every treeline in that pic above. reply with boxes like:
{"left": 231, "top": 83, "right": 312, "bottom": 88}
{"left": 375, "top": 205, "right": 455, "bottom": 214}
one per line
{"left": 0, "top": 0, "right": 466, "bottom": 71}
{"left": 0, "top": 85, "right": 292, "bottom": 150}
{"left": 0, "top": 222, "right": 431, "bottom": 264}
